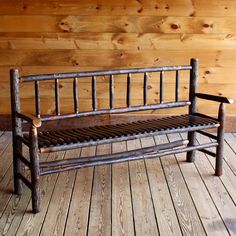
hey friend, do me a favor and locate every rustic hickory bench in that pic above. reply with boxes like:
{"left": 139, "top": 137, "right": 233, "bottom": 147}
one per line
{"left": 11, "top": 58, "right": 233, "bottom": 213}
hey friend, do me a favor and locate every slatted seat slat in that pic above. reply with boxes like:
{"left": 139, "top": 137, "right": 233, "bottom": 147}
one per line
{"left": 22, "top": 114, "right": 219, "bottom": 150}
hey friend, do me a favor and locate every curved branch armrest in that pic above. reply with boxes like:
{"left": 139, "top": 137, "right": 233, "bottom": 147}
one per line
{"left": 16, "top": 112, "right": 42, "bottom": 128}
{"left": 195, "top": 93, "right": 234, "bottom": 104}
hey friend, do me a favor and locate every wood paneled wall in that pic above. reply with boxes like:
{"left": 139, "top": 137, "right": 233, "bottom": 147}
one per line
{"left": 0, "top": 0, "right": 236, "bottom": 118}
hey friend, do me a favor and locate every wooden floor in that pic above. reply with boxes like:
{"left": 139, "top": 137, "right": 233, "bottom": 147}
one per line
{"left": 0, "top": 131, "right": 236, "bottom": 236}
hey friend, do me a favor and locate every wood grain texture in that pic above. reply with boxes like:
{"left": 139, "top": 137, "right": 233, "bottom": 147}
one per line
{"left": 0, "top": 0, "right": 235, "bottom": 123}
{"left": 0, "top": 132, "right": 235, "bottom": 235}
{"left": 1, "top": 33, "right": 236, "bottom": 50}
{"left": 196, "top": 133, "right": 236, "bottom": 207}
{"left": 2, "top": 1, "right": 236, "bottom": 17}
{"left": 16, "top": 151, "right": 65, "bottom": 236}
{"left": 2, "top": 49, "right": 236, "bottom": 67}
{"left": 2, "top": 15, "right": 236, "bottom": 34}
{"left": 127, "top": 139, "right": 159, "bottom": 236}
{"left": 39, "top": 149, "right": 79, "bottom": 236}
{"left": 167, "top": 133, "right": 229, "bottom": 236}
{"left": 180, "top": 132, "right": 236, "bottom": 236}
{"left": 87, "top": 144, "right": 112, "bottom": 236}
{"left": 64, "top": 146, "right": 96, "bottom": 236}
{"left": 0, "top": 151, "right": 48, "bottom": 236}
{"left": 0, "top": 132, "right": 12, "bottom": 181}
{"left": 112, "top": 141, "right": 135, "bottom": 236}
{"left": 140, "top": 136, "right": 182, "bottom": 236}
{"left": 154, "top": 134, "right": 206, "bottom": 236}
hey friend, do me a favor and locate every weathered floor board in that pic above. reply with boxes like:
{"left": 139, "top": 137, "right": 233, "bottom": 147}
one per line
{"left": 140, "top": 136, "right": 182, "bottom": 236}
{"left": 155, "top": 135, "right": 206, "bottom": 236}
{"left": 0, "top": 132, "right": 236, "bottom": 236}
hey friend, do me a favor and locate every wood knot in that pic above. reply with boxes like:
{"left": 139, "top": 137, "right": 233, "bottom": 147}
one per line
{"left": 205, "top": 70, "right": 211, "bottom": 74}
{"left": 59, "top": 16, "right": 75, "bottom": 32}
{"left": 137, "top": 7, "right": 143, "bottom": 13}
{"left": 171, "top": 24, "right": 179, "bottom": 30}
{"left": 22, "top": 5, "right": 27, "bottom": 10}
{"left": 203, "top": 23, "right": 213, "bottom": 28}
{"left": 71, "top": 59, "right": 79, "bottom": 66}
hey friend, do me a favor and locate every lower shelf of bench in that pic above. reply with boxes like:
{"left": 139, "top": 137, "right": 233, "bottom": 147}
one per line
{"left": 39, "top": 140, "right": 218, "bottom": 175}
{"left": 21, "top": 114, "right": 219, "bottom": 153}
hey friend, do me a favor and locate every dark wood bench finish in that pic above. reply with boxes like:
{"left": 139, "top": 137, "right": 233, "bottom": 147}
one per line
{"left": 10, "top": 58, "right": 233, "bottom": 213}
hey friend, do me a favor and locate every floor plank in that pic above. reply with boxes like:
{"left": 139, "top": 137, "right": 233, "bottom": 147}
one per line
{"left": 16, "top": 151, "right": 65, "bottom": 236}
{"left": 112, "top": 141, "right": 135, "bottom": 236}
{"left": 140, "top": 136, "right": 182, "bottom": 236}
{"left": 0, "top": 132, "right": 11, "bottom": 156}
{"left": 0, "top": 133, "right": 12, "bottom": 182}
{"left": 0, "top": 132, "right": 235, "bottom": 236}
{"left": 225, "top": 133, "right": 236, "bottom": 154}
{"left": 127, "top": 139, "right": 159, "bottom": 236}
{"left": 224, "top": 133, "right": 236, "bottom": 174}
{"left": 0, "top": 152, "right": 49, "bottom": 236}
{"left": 197, "top": 133, "right": 236, "bottom": 206}
{"left": 39, "top": 149, "right": 81, "bottom": 236}
{"left": 181, "top": 132, "right": 236, "bottom": 236}
{"left": 154, "top": 135, "right": 206, "bottom": 236}
{"left": 0, "top": 166, "right": 14, "bottom": 217}
{"left": 168, "top": 133, "right": 229, "bottom": 236}
{"left": 87, "top": 144, "right": 112, "bottom": 236}
{"left": 64, "top": 146, "right": 96, "bottom": 236}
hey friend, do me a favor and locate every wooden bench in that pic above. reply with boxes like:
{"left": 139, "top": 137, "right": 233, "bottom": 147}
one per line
{"left": 10, "top": 58, "right": 233, "bottom": 213}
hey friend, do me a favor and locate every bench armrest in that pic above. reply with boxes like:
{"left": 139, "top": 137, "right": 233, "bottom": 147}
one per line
{"left": 16, "top": 112, "right": 42, "bottom": 128}
{"left": 195, "top": 93, "right": 234, "bottom": 104}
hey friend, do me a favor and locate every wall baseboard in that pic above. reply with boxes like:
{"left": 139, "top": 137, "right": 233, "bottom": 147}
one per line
{"left": 1, "top": 114, "right": 236, "bottom": 132}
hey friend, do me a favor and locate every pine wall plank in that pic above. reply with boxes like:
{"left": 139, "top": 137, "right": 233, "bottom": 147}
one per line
{"left": 0, "top": 0, "right": 235, "bottom": 120}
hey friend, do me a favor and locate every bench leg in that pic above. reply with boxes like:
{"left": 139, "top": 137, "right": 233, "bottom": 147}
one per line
{"left": 29, "top": 126, "right": 41, "bottom": 213}
{"left": 186, "top": 131, "right": 196, "bottom": 162}
{"left": 215, "top": 103, "right": 225, "bottom": 176}
{"left": 13, "top": 136, "right": 23, "bottom": 195}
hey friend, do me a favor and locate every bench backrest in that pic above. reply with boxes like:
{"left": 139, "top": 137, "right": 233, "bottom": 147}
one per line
{"left": 10, "top": 58, "right": 198, "bottom": 123}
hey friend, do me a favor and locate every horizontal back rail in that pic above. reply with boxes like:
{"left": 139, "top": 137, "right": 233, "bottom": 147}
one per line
{"left": 38, "top": 101, "right": 190, "bottom": 122}
{"left": 20, "top": 65, "right": 192, "bottom": 82}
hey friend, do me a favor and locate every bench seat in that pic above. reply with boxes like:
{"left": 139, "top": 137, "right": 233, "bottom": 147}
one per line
{"left": 23, "top": 114, "right": 219, "bottom": 152}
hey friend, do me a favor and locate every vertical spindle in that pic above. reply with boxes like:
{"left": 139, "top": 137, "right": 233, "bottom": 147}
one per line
{"left": 109, "top": 75, "right": 114, "bottom": 109}
{"left": 35, "top": 81, "right": 40, "bottom": 118}
{"left": 55, "top": 79, "right": 60, "bottom": 115}
{"left": 73, "top": 78, "right": 79, "bottom": 113}
{"left": 175, "top": 70, "right": 179, "bottom": 102}
{"left": 160, "top": 71, "right": 163, "bottom": 103}
{"left": 127, "top": 73, "right": 131, "bottom": 107}
{"left": 92, "top": 76, "right": 97, "bottom": 110}
{"left": 143, "top": 72, "right": 148, "bottom": 105}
